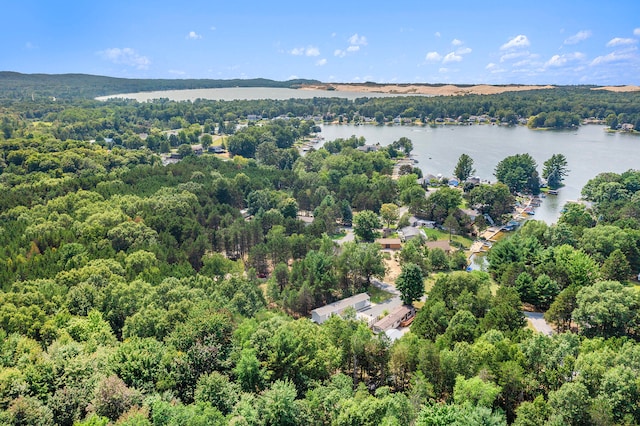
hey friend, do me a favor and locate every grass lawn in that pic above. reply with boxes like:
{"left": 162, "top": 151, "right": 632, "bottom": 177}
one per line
{"left": 423, "top": 228, "right": 474, "bottom": 249}
{"left": 330, "top": 230, "right": 347, "bottom": 239}
{"left": 369, "top": 285, "right": 395, "bottom": 303}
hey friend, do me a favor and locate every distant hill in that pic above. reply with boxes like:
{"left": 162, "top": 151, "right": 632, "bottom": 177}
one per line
{"left": 0, "top": 71, "right": 321, "bottom": 100}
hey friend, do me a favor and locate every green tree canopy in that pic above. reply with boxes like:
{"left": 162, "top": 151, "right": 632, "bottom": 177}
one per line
{"left": 494, "top": 153, "right": 540, "bottom": 195}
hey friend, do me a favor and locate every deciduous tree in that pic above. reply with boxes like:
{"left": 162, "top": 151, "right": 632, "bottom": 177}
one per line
{"left": 396, "top": 263, "right": 425, "bottom": 305}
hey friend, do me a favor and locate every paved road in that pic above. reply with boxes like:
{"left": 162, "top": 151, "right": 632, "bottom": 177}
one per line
{"left": 524, "top": 311, "right": 554, "bottom": 336}
{"left": 336, "top": 227, "right": 355, "bottom": 245}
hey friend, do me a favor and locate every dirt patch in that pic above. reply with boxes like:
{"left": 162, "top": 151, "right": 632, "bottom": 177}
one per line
{"left": 592, "top": 85, "right": 640, "bottom": 93}
{"left": 383, "top": 254, "right": 402, "bottom": 285}
{"left": 300, "top": 83, "right": 555, "bottom": 96}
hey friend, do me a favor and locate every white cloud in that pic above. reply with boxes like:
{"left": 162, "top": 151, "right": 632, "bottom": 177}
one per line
{"left": 606, "top": 37, "right": 636, "bottom": 47}
{"left": 25, "top": 41, "right": 36, "bottom": 49}
{"left": 456, "top": 47, "right": 472, "bottom": 55}
{"left": 591, "top": 51, "right": 635, "bottom": 66}
{"left": 485, "top": 63, "right": 505, "bottom": 73}
{"left": 334, "top": 49, "right": 346, "bottom": 58}
{"left": 434, "top": 32, "right": 441, "bottom": 38}
{"left": 288, "top": 75, "right": 299, "bottom": 80}
{"left": 99, "top": 47, "right": 150, "bottom": 69}
{"left": 443, "top": 52, "right": 462, "bottom": 63}
{"left": 545, "top": 52, "right": 585, "bottom": 67}
{"left": 635, "top": 28, "right": 640, "bottom": 36}
{"left": 545, "top": 55, "right": 565, "bottom": 67}
{"left": 501, "top": 35, "right": 530, "bottom": 50}
{"left": 564, "top": 30, "right": 591, "bottom": 45}
{"left": 347, "top": 45, "right": 360, "bottom": 52}
{"left": 316, "top": 58, "right": 327, "bottom": 66}
{"left": 425, "top": 51, "right": 442, "bottom": 61}
{"left": 291, "top": 46, "right": 320, "bottom": 56}
{"left": 306, "top": 46, "right": 320, "bottom": 56}
{"left": 187, "top": 31, "right": 202, "bottom": 40}
{"left": 513, "top": 59, "right": 532, "bottom": 68}
{"left": 349, "top": 33, "right": 368, "bottom": 46}
{"left": 500, "top": 51, "right": 530, "bottom": 62}
{"left": 452, "top": 38, "right": 463, "bottom": 46}
{"left": 210, "top": 26, "right": 216, "bottom": 31}
{"left": 168, "top": 69, "right": 186, "bottom": 75}
{"left": 438, "top": 67, "right": 449, "bottom": 73}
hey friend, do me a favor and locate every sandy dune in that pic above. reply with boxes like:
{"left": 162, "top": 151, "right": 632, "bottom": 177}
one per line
{"left": 591, "top": 85, "right": 640, "bottom": 92}
{"left": 300, "top": 83, "right": 556, "bottom": 96}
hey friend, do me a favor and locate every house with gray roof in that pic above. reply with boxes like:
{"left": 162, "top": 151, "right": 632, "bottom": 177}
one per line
{"left": 311, "top": 293, "right": 371, "bottom": 324}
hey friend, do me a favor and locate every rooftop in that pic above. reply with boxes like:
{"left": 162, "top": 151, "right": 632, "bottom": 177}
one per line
{"left": 311, "top": 292, "right": 370, "bottom": 317}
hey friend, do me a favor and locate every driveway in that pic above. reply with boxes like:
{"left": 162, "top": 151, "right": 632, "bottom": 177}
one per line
{"left": 524, "top": 311, "right": 554, "bottom": 336}
{"left": 336, "top": 227, "right": 355, "bottom": 245}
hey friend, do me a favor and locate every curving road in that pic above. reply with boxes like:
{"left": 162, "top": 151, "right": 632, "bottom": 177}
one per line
{"left": 524, "top": 311, "right": 554, "bottom": 336}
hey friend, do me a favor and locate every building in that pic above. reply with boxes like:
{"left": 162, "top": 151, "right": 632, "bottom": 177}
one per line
{"left": 399, "top": 226, "right": 426, "bottom": 242}
{"left": 424, "top": 240, "right": 453, "bottom": 254}
{"left": 372, "top": 305, "right": 416, "bottom": 334}
{"left": 356, "top": 144, "right": 380, "bottom": 153}
{"left": 191, "top": 144, "right": 204, "bottom": 155}
{"left": 375, "top": 238, "right": 402, "bottom": 250}
{"left": 408, "top": 216, "right": 436, "bottom": 228}
{"left": 311, "top": 293, "right": 371, "bottom": 324}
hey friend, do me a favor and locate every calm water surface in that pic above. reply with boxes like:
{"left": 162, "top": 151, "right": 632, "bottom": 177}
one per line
{"left": 319, "top": 123, "right": 640, "bottom": 224}
{"left": 96, "top": 87, "right": 426, "bottom": 102}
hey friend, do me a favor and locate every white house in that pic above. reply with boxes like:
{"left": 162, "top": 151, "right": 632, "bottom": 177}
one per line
{"left": 311, "top": 293, "right": 371, "bottom": 324}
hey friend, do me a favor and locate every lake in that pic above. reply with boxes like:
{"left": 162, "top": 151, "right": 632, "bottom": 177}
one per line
{"left": 318, "top": 123, "right": 640, "bottom": 224}
{"left": 96, "top": 87, "right": 426, "bottom": 102}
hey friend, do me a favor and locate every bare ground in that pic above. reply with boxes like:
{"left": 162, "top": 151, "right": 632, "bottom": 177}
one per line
{"left": 383, "top": 254, "right": 402, "bottom": 285}
{"left": 300, "top": 83, "right": 556, "bottom": 96}
{"left": 591, "top": 85, "right": 640, "bottom": 92}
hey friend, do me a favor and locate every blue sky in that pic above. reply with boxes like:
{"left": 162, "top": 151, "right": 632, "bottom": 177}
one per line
{"left": 2, "top": 0, "right": 640, "bottom": 85}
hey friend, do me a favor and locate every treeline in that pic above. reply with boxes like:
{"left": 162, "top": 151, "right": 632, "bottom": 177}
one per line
{"left": 2, "top": 84, "right": 640, "bottom": 146}
{"left": 0, "top": 72, "right": 320, "bottom": 100}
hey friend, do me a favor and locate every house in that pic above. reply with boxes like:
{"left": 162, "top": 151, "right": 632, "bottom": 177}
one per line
{"left": 372, "top": 305, "right": 416, "bottom": 334}
{"left": 296, "top": 214, "right": 314, "bottom": 227}
{"left": 424, "top": 240, "right": 453, "bottom": 254}
{"left": 356, "top": 144, "right": 380, "bottom": 153}
{"left": 466, "top": 176, "right": 481, "bottom": 185}
{"left": 399, "top": 226, "right": 426, "bottom": 242}
{"left": 375, "top": 238, "right": 402, "bottom": 250}
{"left": 460, "top": 208, "right": 480, "bottom": 222}
{"left": 408, "top": 215, "right": 435, "bottom": 228}
{"left": 191, "top": 144, "right": 204, "bottom": 155}
{"left": 311, "top": 293, "right": 371, "bottom": 324}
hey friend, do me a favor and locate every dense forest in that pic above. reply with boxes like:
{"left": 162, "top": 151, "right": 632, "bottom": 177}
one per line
{"left": 0, "top": 72, "right": 321, "bottom": 100}
{"left": 1, "top": 80, "right": 640, "bottom": 425}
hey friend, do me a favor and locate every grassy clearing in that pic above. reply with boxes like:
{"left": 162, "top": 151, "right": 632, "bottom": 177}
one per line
{"left": 369, "top": 285, "right": 395, "bottom": 303}
{"left": 422, "top": 228, "right": 474, "bottom": 249}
